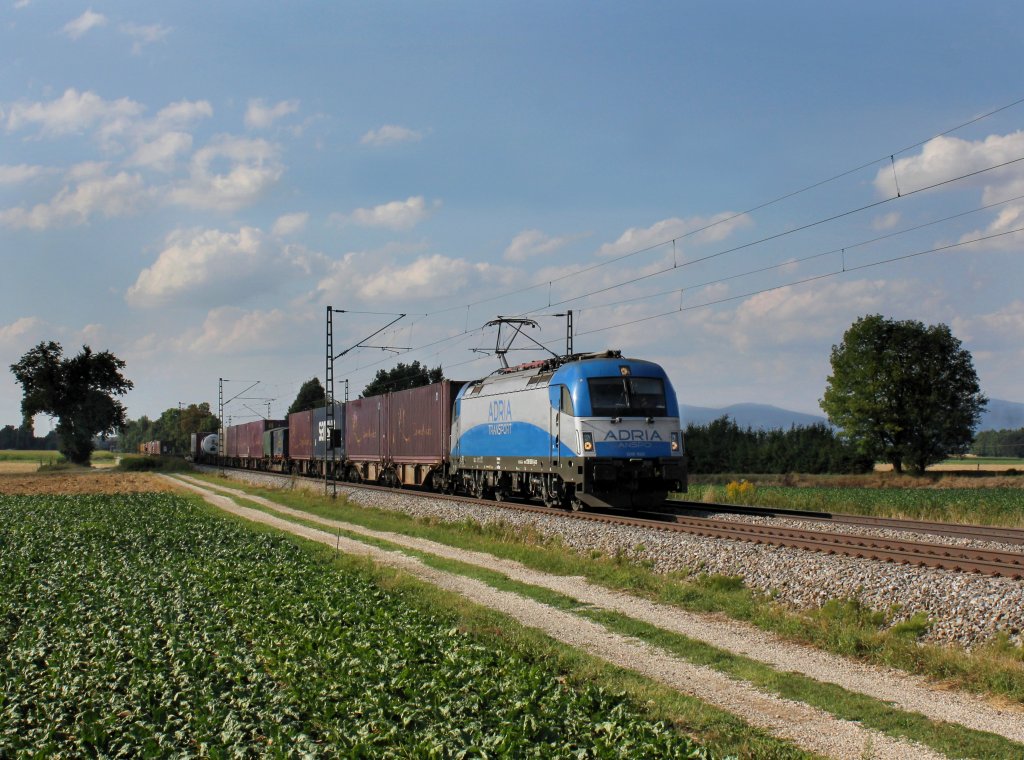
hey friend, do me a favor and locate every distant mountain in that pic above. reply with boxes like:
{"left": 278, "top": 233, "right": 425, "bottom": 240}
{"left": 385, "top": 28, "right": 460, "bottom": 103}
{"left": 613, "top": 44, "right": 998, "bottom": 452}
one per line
{"left": 979, "top": 399, "right": 1024, "bottom": 431}
{"left": 680, "top": 398, "right": 1024, "bottom": 433}
{"left": 681, "top": 403, "right": 828, "bottom": 431}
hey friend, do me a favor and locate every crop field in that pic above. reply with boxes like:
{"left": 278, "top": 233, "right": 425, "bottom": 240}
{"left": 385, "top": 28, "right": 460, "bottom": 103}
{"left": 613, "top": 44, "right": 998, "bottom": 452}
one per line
{"left": 0, "top": 491, "right": 706, "bottom": 757}
{"left": 689, "top": 482, "right": 1024, "bottom": 526}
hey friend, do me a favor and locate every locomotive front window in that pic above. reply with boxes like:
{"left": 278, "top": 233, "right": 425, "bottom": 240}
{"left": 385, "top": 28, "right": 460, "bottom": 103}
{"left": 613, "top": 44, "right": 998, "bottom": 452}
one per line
{"left": 587, "top": 377, "right": 668, "bottom": 417}
{"left": 628, "top": 377, "right": 668, "bottom": 416}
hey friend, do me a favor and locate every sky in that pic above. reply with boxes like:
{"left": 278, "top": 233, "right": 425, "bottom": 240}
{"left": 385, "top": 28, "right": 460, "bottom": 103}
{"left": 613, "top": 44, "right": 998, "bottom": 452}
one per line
{"left": 2, "top": 1, "right": 1023, "bottom": 433}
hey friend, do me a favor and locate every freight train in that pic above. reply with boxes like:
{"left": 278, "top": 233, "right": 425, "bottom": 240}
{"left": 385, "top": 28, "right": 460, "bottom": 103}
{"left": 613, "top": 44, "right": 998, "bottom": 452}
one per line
{"left": 185, "top": 350, "right": 686, "bottom": 510}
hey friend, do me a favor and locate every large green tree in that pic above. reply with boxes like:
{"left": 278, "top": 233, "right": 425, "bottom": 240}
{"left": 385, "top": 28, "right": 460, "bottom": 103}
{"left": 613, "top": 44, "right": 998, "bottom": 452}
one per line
{"left": 820, "top": 315, "right": 986, "bottom": 473}
{"left": 10, "top": 341, "right": 133, "bottom": 465}
{"left": 288, "top": 377, "right": 326, "bottom": 414}
{"left": 361, "top": 361, "right": 443, "bottom": 398}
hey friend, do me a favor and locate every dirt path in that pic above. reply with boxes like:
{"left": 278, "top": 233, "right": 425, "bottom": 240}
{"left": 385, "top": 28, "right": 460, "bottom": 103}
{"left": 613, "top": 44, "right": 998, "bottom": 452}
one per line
{"left": 167, "top": 474, "right": 968, "bottom": 760}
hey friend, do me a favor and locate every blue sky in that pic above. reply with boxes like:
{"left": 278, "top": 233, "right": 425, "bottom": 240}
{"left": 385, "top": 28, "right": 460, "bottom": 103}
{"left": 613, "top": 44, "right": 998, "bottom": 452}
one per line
{"left": 2, "top": 1, "right": 1023, "bottom": 432}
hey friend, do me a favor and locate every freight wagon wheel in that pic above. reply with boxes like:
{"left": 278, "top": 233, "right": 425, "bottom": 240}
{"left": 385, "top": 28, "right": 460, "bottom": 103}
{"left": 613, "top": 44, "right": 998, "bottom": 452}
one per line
{"left": 493, "top": 488, "right": 505, "bottom": 503}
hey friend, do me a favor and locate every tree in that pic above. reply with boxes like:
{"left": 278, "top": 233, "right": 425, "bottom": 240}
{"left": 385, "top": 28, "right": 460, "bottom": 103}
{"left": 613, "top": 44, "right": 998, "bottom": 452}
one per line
{"left": 361, "top": 361, "right": 443, "bottom": 398}
{"left": 820, "top": 315, "right": 986, "bottom": 473}
{"left": 179, "top": 402, "right": 220, "bottom": 439}
{"left": 118, "top": 403, "right": 219, "bottom": 453}
{"left": 288, "top": 377, "right": 326, "bottom": 414}
{"left": 10, "top": 341, "right": 133, "bottom": 465}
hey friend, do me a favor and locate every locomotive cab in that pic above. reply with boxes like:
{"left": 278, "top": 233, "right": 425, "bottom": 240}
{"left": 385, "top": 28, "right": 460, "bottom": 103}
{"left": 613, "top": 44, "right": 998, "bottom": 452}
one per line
{"left": 554, "top": 355, "right": 686, "bottom": 510}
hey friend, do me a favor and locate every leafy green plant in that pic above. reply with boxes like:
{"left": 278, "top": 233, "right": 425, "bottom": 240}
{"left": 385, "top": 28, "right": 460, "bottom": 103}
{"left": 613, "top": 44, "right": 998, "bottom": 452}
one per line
{"left": 0, "top": 493, "right": 709, "bottom": 758}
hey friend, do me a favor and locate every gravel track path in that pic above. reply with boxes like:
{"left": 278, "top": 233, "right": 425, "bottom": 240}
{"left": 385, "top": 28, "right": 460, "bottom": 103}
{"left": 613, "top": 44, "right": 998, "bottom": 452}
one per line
{"left": 168, "top": 474, "right": 1006, "bottom": 759}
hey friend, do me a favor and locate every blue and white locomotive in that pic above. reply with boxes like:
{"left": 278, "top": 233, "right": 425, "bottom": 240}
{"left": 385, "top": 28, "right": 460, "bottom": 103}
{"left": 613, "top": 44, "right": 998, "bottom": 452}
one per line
{"left": 449, "top": 350, "right": 686, "bottom": 510}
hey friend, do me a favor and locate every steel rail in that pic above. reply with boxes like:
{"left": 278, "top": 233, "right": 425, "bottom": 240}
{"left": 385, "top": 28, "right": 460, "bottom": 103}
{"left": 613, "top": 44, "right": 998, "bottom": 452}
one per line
{"left": 667, "top": 500, "right": 1024, "bottom": 546}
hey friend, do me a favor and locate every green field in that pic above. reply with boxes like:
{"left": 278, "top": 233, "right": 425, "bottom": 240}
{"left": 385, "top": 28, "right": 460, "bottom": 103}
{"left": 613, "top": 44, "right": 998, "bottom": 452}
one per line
{"left": 0, "top": 449, "right": 115, "bottom": 463}
{"left": 0, "top": 492, "right": 707, "bottom": 757}
{"left": 687, "top": 482, "right": 1024, "bottom": 526}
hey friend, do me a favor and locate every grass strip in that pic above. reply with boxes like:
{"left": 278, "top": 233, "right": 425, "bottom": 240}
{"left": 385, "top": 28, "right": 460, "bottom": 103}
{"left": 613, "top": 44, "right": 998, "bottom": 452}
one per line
{"left": 684, "top": 481, "right": 1024, "bottom": 527}
{"left": 184, "top": 472, "right": 1024, "bottom": 705}
{"left": 211, "top": 487, "right": 1024, "bottom": 760}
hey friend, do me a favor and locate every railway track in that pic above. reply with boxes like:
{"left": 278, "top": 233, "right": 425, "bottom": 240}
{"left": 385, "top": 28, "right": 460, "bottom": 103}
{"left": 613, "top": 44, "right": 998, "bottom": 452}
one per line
{"left": 665, "top": 499, "right": 1024, "bottom": 546}
{"left": 202, "top": 466, "right": 1024, "bottom": 579}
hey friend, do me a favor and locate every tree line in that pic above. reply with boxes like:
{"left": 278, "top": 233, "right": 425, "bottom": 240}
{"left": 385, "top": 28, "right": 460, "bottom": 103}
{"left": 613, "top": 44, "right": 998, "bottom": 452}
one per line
{"left": 118, "top": 403, "right": 220, "bottom": 454}
{"left": 684, "top": 417, "right": 873, "bottom": 474}
{"left": 0, "top": 423, "right": 59, "bottom": 451}
{"left": 971, "top": 429, "right": 1024, "bottom": 458}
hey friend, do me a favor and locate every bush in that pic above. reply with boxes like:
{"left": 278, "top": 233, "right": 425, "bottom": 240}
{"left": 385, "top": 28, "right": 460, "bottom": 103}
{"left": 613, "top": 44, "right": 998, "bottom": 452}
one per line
{"left": 119, "top": 456, "right": 193, "bottom": 473}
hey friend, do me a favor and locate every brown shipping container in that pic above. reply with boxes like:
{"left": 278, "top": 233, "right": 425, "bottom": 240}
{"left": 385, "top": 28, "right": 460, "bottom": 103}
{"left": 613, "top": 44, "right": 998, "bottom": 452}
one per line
{"left": 228, "top": 419, "right": 285, "bottom": 459}
{"left": 388, "top": 381, "right": 463, "bottom": 463}
{"left": 288, "top": 410, "right": 314, "bottom": 461}
{"left": 345, "top": 394, "right": 388, "bottom": 461}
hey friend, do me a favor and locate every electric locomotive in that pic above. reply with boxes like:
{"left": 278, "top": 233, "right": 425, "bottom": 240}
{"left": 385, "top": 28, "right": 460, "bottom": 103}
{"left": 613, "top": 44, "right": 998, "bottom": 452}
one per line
{"left": 449, "top": 350, "right": 685, "bottom": 510}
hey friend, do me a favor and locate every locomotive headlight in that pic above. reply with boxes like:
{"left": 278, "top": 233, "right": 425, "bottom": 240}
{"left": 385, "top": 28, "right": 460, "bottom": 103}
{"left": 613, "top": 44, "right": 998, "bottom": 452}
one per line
{"left": 671, "top": 432, "right": 680, "bottom": 452}
{"left": 582, "top": 432, "right": 594, "bottom": 452}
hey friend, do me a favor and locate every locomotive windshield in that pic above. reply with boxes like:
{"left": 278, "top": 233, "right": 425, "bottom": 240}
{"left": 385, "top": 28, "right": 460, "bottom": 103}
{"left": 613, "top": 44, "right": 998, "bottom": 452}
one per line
{"left": 587, "top": 377, "right": 668, "bottom": 417}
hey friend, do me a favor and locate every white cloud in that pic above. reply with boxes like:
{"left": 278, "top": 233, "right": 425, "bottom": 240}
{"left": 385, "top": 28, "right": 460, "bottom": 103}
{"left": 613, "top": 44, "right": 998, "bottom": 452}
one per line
{"left": 877, "top": 134, "right": 1024, "bottom": 252}
{"left": 2, "top": 91, "right": 211, "bottom": 160}
{"left": 127, "top": 227, "right": 272, "bottom": 307}
{"left": 0, "top": 316, "right": 43, "bottom": 345}
{"left": 149, "top": 99, "right": 213, "bottom": 133}
{"left": 125, "top": 226, "right": 323, "bottom": 308}
{"left": 360, "top": 125, "right": 423, "bottom": 146}
{"left": 503, "top": 229, "right": 588, "bottom": 262}
{"left": 875, "top": 132, "right": 1024, "bottom": 197}
{"left": 957, "top": 204, "right": 1024, "bottom": 251}
{"left": 62, "top": 9, "right": 107, "bottom": 39}
{"left": 978, "top": 300, "right": 1024, "bottom": 334}
{"left": 872, "top": 212, "right": 901, "bottom": 231}
{"left": 0, "top": 168, "right": 148, "bottom": 229}
{"left": 272, "top": 212, "right": 309, "bottom": 236}
{"left": 4, "top": 88, "right": 143, "bottom": 138}
{"left": 0, "top": 164, "right": 52, "bottom": 184}
{"left": 713, "top": 279, "right": 914, "bottom": 352}
{"left": 338, "top": 196, "right": 439, "bottom": 230}
{"left": 167, "top": 135, "right": 283, "bottom": 211}
{"left": 177, "top": 306, "right": 311, "bottom": 355}
{"left": 316, "top": 247, "right": 507, "bottom": 304}
{"left": 245, "top": 98, "right": 300, "bottom": 129}
{"left": 127, "top": 131, "right": 192, "bottom": 171}
{"left": 119, "top": 22, "right": 172, "bottom": 54}
{"left": 597, "top": 212, "right": 753, "bottom": 258}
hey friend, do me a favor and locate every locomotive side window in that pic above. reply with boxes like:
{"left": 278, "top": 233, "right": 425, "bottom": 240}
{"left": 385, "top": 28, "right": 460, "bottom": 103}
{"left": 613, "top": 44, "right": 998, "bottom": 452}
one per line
{"left": 587, "top": 377, "right": 667, "bottom": 417}
{"left": 560, "top": 385, "right": 574, "bottom": 415}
